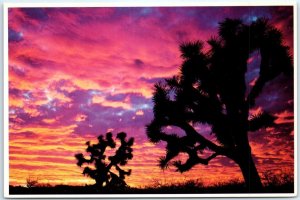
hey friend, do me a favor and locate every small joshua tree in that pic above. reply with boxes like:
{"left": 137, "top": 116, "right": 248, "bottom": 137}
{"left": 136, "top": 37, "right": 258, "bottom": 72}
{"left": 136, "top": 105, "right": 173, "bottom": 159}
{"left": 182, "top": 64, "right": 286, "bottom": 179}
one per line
{"left": 75, "top": 132, "right": 134, "bottom": 189}
{"left": 26, "top": 176, "right": 39, "bottom": 188}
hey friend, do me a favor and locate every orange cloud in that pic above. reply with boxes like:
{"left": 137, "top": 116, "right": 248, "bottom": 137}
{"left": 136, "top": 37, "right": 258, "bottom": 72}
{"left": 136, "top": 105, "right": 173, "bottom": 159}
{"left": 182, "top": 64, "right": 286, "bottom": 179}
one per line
{"left": 274, "top": 110, "right": 294, "bottom": 124}
{"left": 135, "top": 110, "right": 144, "bottom": 116}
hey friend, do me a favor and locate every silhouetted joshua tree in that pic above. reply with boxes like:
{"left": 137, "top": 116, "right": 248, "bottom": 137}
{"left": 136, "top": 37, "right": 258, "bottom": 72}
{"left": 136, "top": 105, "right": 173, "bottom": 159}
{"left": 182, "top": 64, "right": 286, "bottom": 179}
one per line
{"left": 75, "top": 132, "right": 134, "bottom": 189}
{"left": 146, "top": 18, "right": 292, "bottom": 192}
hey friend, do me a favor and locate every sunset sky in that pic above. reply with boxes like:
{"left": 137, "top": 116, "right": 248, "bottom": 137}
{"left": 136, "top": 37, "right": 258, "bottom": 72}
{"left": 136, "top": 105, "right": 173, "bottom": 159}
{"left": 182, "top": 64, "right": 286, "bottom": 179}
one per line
{"left": 8, "top": 6, "right": 294, "bottom": 187}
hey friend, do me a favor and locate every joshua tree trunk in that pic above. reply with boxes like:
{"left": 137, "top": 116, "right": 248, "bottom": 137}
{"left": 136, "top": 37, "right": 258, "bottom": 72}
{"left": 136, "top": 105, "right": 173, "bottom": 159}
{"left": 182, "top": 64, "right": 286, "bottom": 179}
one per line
{"left": 229, "top": 106, "right": 263, "bottom": 192}
{"left": 238, "top": 155, "right": 263, "bottom": 192}
{"left": 233, "top": 142, "right": 263, "bottom": 193}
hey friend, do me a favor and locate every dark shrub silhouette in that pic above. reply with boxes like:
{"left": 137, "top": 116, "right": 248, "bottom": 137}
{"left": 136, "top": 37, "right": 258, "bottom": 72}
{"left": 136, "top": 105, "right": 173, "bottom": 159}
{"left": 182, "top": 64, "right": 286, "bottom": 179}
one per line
{"left": 146, "top": 18, "right": 292, "bottom": 192}
{"left": 75, "top": 132, "right": 134, "bottom": 189}
{"left": 26, "top": 177, "right": 39, "bottom": 188}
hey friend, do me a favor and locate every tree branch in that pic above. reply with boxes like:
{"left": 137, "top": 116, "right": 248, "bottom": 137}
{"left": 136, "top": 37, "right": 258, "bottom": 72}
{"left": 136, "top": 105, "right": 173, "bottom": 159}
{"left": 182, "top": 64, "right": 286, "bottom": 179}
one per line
{"left": 247, "top": 76, "right": 266, "bottom": 107}
{"left": 174, "top": 150, "right": 219, "bottom": 173}
{"left": 170, "top": 120, "right": 229, "bottom": 156}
